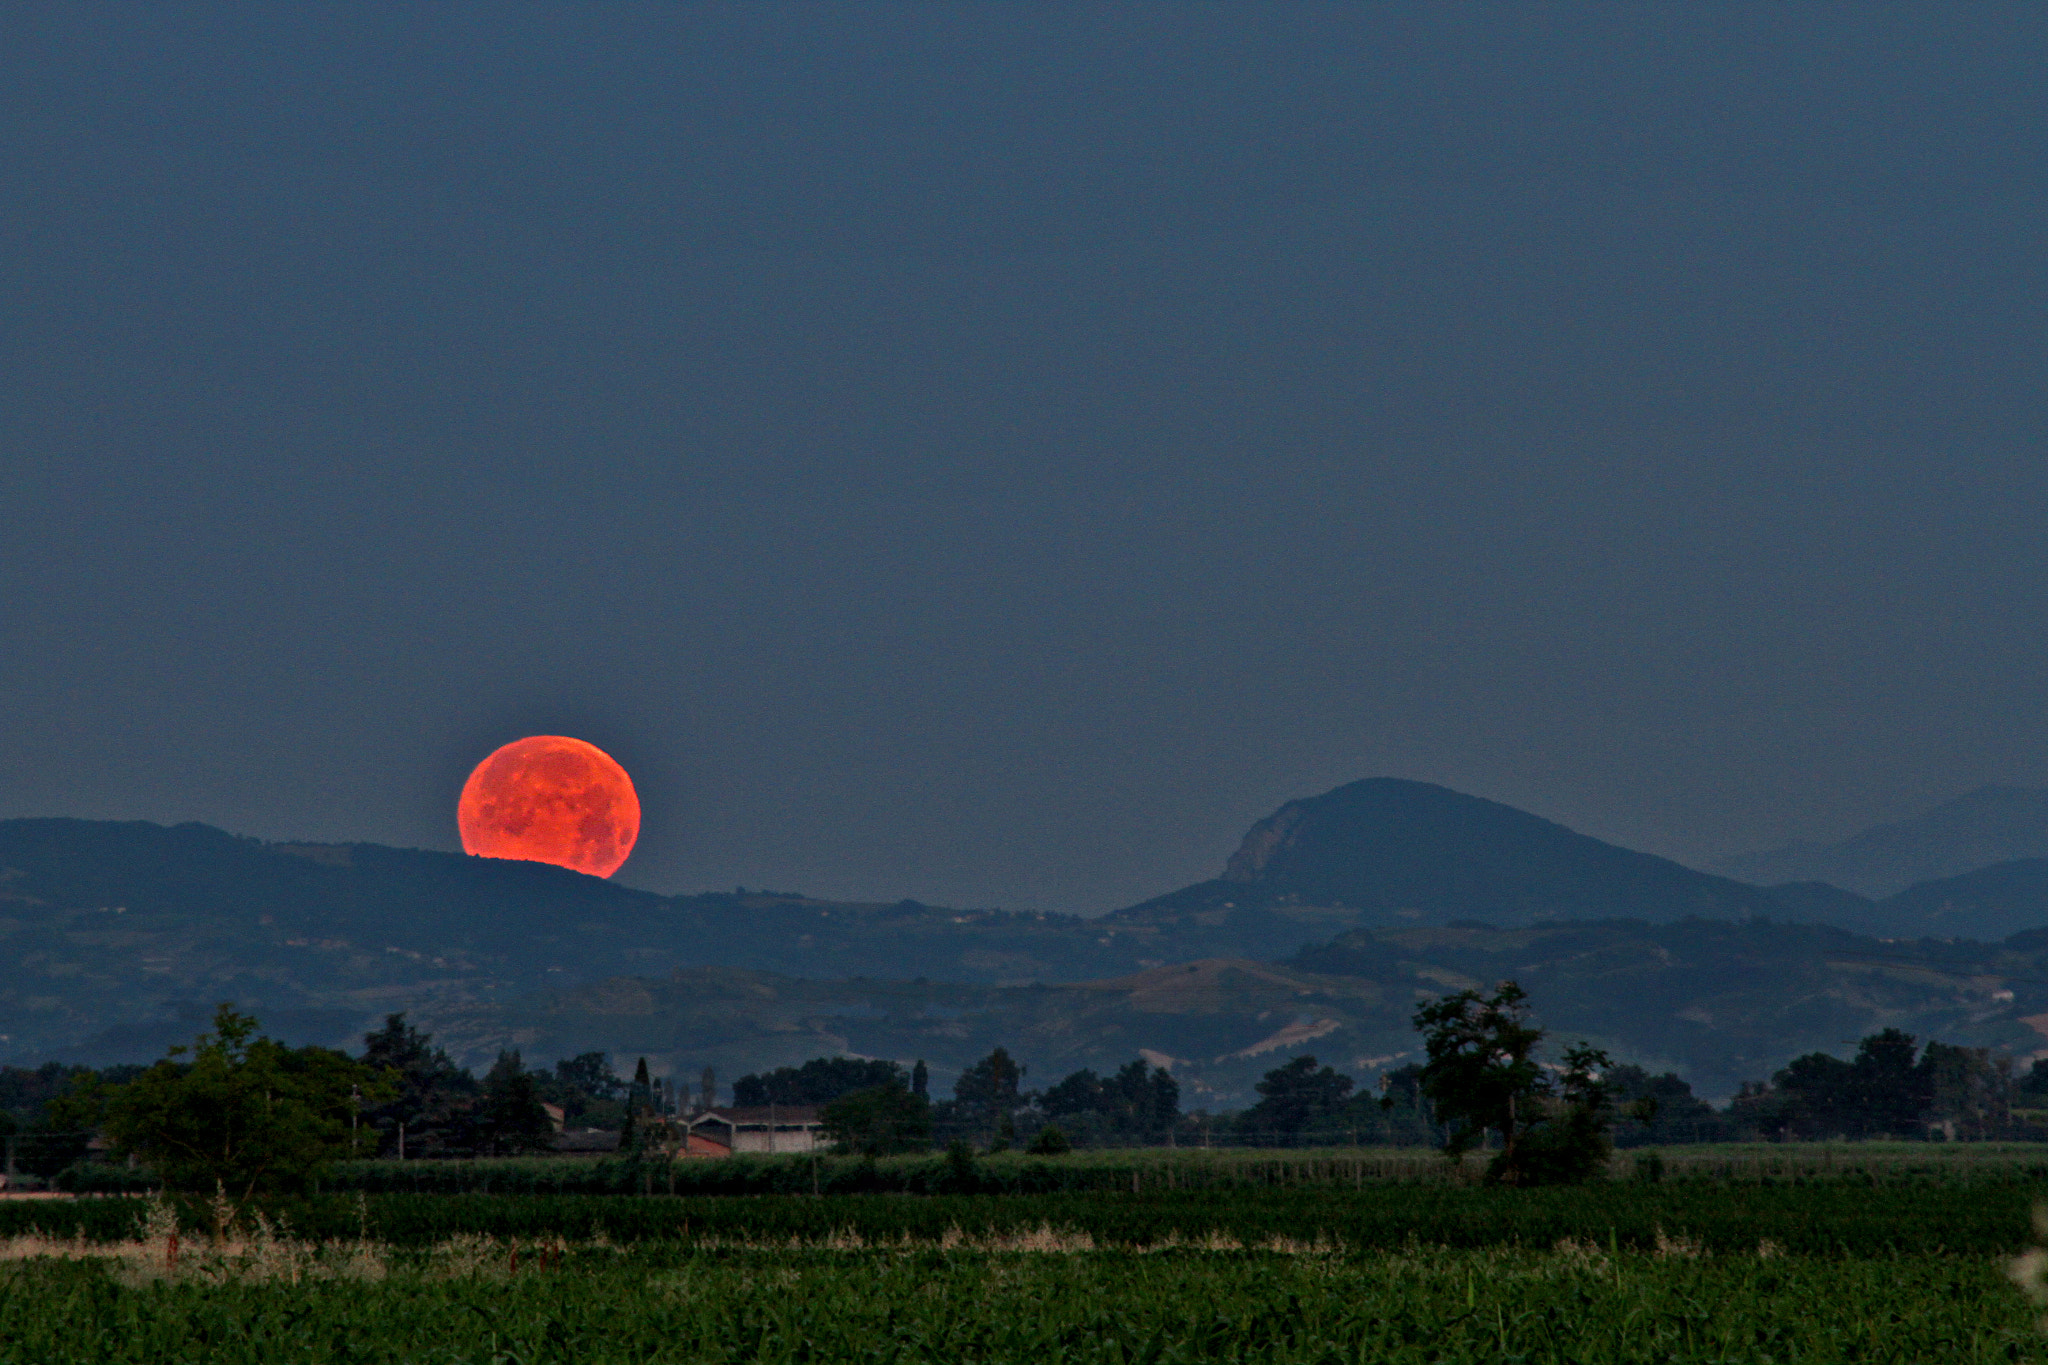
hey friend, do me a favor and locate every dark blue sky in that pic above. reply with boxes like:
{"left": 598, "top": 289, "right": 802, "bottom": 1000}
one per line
{"left": 4, "top": 5, "right": 2045, "bottom": 911}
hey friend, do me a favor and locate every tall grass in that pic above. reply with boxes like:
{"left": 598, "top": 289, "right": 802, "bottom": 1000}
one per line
{"left": 1, "top": 1242, "right": 2039, "bottom": 1364}
{"left": 5, "top": 1181, "right": 2041, "bottom": 1255}
{"left": 57, "top": 1140, "right": 2048, "bottom": 1198}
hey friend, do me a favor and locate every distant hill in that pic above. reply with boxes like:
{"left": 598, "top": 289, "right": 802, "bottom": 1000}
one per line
{"left": 10, "top": 813, "right": 2048, "bottom": 1101}
{"left": 1285, "top": 917, "right": 2048, "bottom": 1100}
{"left": 1755, "top": 880, "right": 1883, "bottom": 932}
{"left": 1110, "top": 778, "right": 1782, "bottom": 931}
{"left": 0, "top": 818, "right": 1138, "bottom": 1064}
{"left": 420, "top": 958, "right": 1400, "bottom": 1108}
{"left": 3, "top": 784, "right": 1809, "bottom": 1065}
{"left": 1714, "top": 785, "right": 2048, "bottom": 896}
{"left": 1875, "top": 860, "right": 2048, "bottom": 941}
{"left": 1752, "top": 859, "right": 2048, "bottom": 942}
{"left": 421, "top": 918, "right": 2048, "bottom": 1105}
{"left": 1747, "top": 862, "right": 2048, "bottom": 945}
{"left": 0, "top": 815, "right": 1401, "bottom": 1065}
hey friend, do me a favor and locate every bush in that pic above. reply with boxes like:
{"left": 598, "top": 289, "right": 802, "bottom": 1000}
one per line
{"left": 1028, "top": 1125, "right": 1071, "bottom": 1156}
{"left": 821, "top": 1085, "right": 932, "bottom": 1156}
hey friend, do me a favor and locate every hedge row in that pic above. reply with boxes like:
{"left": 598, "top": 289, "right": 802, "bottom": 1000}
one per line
{"left": 5, "top": 1181, "right": 2041, "bottom": 1256}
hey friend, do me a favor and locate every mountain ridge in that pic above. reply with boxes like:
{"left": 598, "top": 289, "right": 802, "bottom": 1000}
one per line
{"left": 415, "top": 919, "right": 2048, "bottom": 1105}
{"left": 1713, "top": 785, "right": 2048, "bottom": 896}
{"left": 15, "top": 779, "right": 2048, "bottom": 1093}
{"left": 1112, "top": 778, "right": 1783, "bottom": 930}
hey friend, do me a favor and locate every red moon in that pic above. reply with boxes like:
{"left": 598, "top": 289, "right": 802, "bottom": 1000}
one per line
{"left": 457, "top": 735, "right": 640, "bottom": 878}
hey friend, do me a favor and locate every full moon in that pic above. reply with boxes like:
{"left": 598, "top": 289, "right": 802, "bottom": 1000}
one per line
{"left": 457, "top": 735, "right": 640, "bottom": 878}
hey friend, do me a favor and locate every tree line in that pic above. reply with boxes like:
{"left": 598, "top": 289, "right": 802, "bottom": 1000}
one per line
{"left": 8, "top": 982, "right": 2048, "bottom": 1199}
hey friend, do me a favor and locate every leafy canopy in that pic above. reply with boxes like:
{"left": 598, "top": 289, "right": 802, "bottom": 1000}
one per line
{"left": 734, "top": 1057, "right": 907, "bottom": 1107}
{"left": 1041, "top": 1059, "right": 1180, "bottom": 1138}
{"left": 102, "top": 1004, "right": 390, "bottom": 1209}
{"left": 357, "top": 1012, "right": 476, "bottom": 1157}
{"left": 1239, "top": 1056, "right": 1353, "bottom": 1137}
{"left": 477, "top": 1050, "right": 556, "bottom": 1156}
{"left": 1412, "top": 980, "right": 1617, "bottom": 1185}
{"left": 1412, "top": 981, "right": 1546, "bottom": 1160}
{"left": 820, "top": 1084, "right": 933, "bottom": 1156}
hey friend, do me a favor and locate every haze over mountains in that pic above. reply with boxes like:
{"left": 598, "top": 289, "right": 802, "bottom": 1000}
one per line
{"left": 445, "top": 919, "right": 2048, "bottom": 1106}
{"left": 10, "top": 778, "right": 2048, "bottom": 1101}
{"left": 1713, "top": 785, "right": 2048, "bottom": 897}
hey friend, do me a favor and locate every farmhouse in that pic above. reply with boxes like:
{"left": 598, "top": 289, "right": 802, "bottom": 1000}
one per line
{"left": 680, "top": 1105, "right": 825, "bottom": 1155}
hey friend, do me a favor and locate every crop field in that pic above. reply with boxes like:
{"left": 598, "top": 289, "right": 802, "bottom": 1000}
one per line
{"left": 57, "top": 1140, "right": 2048, "bottom": 1199}
{"left": 2, "top": 1233, "right": 2041, "bottom": 1363}
{"left": 7, "top": 1149, "right": 2048, "bottom": 1363}
{"left": 6, "top": 1183, "right": 2047, "bottom": 1256}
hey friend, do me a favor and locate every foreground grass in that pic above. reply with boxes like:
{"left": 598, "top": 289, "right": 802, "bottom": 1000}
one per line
{"left": 1, "top": 1239, "right": 2039, "bottom": 1364}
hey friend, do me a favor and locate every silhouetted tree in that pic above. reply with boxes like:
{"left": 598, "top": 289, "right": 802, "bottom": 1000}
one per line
{"left": 359, "top": 1013, "right": 478, "bottom": 1157}
{"left": 104, "top": 1005, "right": 389, "bottom": 1230}
{"left": 1027, "top": 1124, "right": 1071, "bottom": 1155}
{"left": 2015, "top": 1058, "right": 2048, "bottom": 1106}
{"left": 534, "top": 1052, "right": 624, "bottom": 1130}
{"left": 1602, "top": 1064, "right": 1727, "bottom": 1145}
{"left": 820, "top": 1083, "right": 932, "bottom": 1156}
{"left": 1376, "top": 1062, "right": 1434, "bottom": 1139}
{"left": 1409, "top": 982, "right": 1620, "bottom": 1183}
{"left": 477, "top": 1051, "right": 556, "bottom": 1156}
{"left": 1922, "top": 1042, "right": 2010, "bottom": 1139}
{"left": 1738, "top": 1029, "right": 1995, "bottom": 1140}
{"left": 1043, "top": 1059, "right": 1181, "bottom": 1142}
{"left": 733, "top": 1057, "right": 907, "bottom": 1106}
{"left": 1412, "top": 981, "right": 1546, "bottom": 1172}
{"left": 952, "top": 1047, "right": 1024, "bottom": 1146}
{"left": 1, "top": 1062, "right": 144, "bottom": 1176}
{"left": 1238, "top": 1056, "right": 1353, "bottom": 1142}
{"left": 1851, "top": 1028, "right": 1926, "bottom": 1134}
{"left": 1509, "top": 1043, "right": 1618, "bottom": 1185}
{"left": 1760, "top": 1029, "right": 1934, "bottom": 1139}
{"left": 554, "top": 1052, "right": 621, "bottom": 1101}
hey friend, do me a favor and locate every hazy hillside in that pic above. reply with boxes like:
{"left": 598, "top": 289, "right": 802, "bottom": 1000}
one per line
{"left": 416, "top": 959, "right": 1402, "bottom": 1108}
{"left": 1, "top": 784, "right": 1809, "bottom": 1065}
{"left": 1714, "top": 785, "right": 2048, "bottom": 896}
{"left": 1757, "top": 859, "right": 2048, "bottom": 942}
{"left": 1755, "top": 880, "right": 1884, "bottom": 933}
{"left": 1114, "top": 778, "right": 1782, "bottom": 929}
{"left": 419, "top": 918, "right": 2048, "bottom": 1105}
{"left": 1875, "top": 860, "right": 2048, "bottom": 941}
{"left": 17, "top": 794, "right": 2048, "bottom": 1092}
{"left": 1285, "top": 918, "right": 2048, "bottom": 1099}
{"left": 1756, "top": 860, "right": 2048, "bottom": 944}
{"left": 0, "top": 816, "right": 1388, "bottom": 1064}
{"left": 0, "top": 819, "right": 1135, "bottom": 1063}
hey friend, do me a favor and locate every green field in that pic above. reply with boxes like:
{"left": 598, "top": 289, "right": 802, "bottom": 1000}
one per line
{"left": 2, "top": 1238, "right": 2040, "bottom": 1363}
{"left": 58, "top": 1140, "right": 2048, "bottom": 1199}
{"left": 6, "top": 1182, "right": 2045, "bottom": 1256}
{"left": 9, "top": 1147, "right": 2048, "bottom": 1362}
